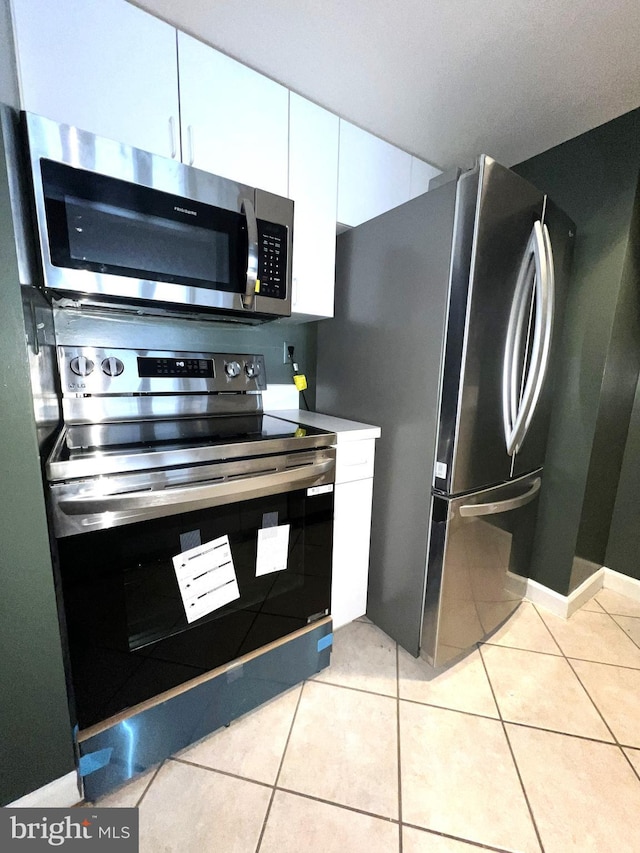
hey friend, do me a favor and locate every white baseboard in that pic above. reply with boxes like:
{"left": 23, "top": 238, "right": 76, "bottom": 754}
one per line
{"left": 8, "top": 771, "right": 81, "bottom": 808}
{"left": 603, "top": 567, "right": 640, "bottom": 602}
{"left": 525, "top": 566, "right": 640, "bottom": 618}
{"left": 525, "top": 570, "right": 601, "bottom": 618}
{"left": 524, "top": 578, "right": 566, "bottom": 617}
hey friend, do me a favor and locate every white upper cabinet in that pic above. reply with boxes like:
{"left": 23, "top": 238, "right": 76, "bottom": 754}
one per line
{"left": 177, "top": 32, "right": 288, "bottom": 196}
{"left": 337, "top": 120, "right": 412, "bottom": 227}
{"left": 11, "top": 0, "right": 180, "bottom": 158}
{"left": 10, "top": 0, "right": 443, "bottom": 324}
{"left": 410, "top": 156, "right": 442, "bottom": 198}
{"left": 288, "top": 94, "right": 339, "bottom": 321}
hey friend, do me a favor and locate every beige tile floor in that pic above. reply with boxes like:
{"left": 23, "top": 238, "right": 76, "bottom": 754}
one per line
{"left": 94, "top": 590, "right": 640, "bottom": 852}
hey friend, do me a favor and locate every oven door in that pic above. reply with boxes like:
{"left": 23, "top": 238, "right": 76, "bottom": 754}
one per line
{"left": 26, "top": 111, "right": 292, "bottom": 319}
{"left": 55, "top": 482, "right": 334, "bottom": 731}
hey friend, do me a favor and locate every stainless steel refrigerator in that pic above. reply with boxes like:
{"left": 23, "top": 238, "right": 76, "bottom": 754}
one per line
{"left": 316, "top": 155, "right": 574, "bottom": 666}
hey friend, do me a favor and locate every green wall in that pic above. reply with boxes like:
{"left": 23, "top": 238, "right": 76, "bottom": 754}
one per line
{"left": 605, "top": 189, "right": 640, "bottom": 580}
{"left": 577, "top": 177, "right": 640, "bottom": 568}
{"left": 1, "top": 6, "right": 73, "bottom": 802}
{"left": 0, "top": 127, "right": 76, "bottom": 805}
{"left": 514, "top": 108, "right": 640, "bottom": 594}
{"left": 607, "top": 380, "right": 640, "bottom": 580}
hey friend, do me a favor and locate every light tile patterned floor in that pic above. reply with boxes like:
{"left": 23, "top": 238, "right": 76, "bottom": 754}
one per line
{"left": 95, "top": 592, "right": 640, "bottom": 852}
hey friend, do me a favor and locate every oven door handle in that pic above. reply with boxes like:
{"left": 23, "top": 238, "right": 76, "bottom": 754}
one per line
{"left": 57, "top": 459, "right": 334, "bottom": 518}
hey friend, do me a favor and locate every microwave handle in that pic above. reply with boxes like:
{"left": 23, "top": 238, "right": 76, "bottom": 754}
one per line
{"left": 241, "top": 198, "right": 259, "bottom": 309}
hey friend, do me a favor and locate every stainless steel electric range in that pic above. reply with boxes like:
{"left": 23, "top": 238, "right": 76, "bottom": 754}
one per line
{"left": 46, "top": 345, "right": 336, "bottom": 734}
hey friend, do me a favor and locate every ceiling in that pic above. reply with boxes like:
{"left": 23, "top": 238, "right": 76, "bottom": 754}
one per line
{"left": 131, "top": 0, "right": 640, "bottom": 170}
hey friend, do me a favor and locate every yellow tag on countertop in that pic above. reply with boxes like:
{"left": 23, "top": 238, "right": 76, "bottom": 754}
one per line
{"left": 294, "top": 427, "right": 307, "bottom": 438}
{"left": 293, "top": 374, "right": 308, "bottom": 391}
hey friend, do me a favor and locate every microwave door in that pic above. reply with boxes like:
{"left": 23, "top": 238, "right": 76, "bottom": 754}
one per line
{"left": 39, "top": 158, "right": 249, "bottom": 312}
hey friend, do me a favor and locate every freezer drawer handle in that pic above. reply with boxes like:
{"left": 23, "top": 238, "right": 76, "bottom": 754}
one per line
{"left": 459, "top": 477, "right": 541, "bottom": 517}
{"left": 241, "top": 197, "right": 259, "bottom": 310}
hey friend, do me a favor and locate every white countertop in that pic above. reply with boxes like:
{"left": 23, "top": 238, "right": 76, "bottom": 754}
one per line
{"left": 269, "top": 409, "right": 381, "bottom": 442}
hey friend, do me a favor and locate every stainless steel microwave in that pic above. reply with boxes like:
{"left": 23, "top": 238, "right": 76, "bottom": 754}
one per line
{"left": 24, "top": 112, "right": 293, "bottom": 321}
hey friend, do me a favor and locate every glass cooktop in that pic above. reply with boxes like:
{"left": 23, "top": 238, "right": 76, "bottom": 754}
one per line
{"left": 65, "top": 414, "right": 325, "bottom": 453}
{"left": 47, "top": 414, "right": 336, "bottom": 482}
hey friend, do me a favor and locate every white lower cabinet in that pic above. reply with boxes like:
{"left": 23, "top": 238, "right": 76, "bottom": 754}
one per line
{"left": 264, "top": 410, "right": 379, "bottom": 629}
{"left": 332, "top": 477, "right": 374, "bottom": 629}
{"left": 332, "top": 436, "right": 377, "bottom": 628}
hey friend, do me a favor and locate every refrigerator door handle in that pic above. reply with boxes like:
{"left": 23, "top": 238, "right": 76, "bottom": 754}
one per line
{"left": 503, "top": 220, "right": 554, "bottom": 456}
{"left": 459, "top": 477, "right": 541, "bottom": 517}
{"left": 509, "top": 256, "right": 535, "bottom": 430}
{"left": 502, "top": 225, "right": 540, "bottom": 453}
{"left": 510, "top": 224, "right": 555, "bottom": 453}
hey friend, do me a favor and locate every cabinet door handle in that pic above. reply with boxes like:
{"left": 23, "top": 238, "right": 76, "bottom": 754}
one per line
{"left": 342, "top": 456, "right": 369, "bottom": 467}
{"left": 187, "top": 124, "right": 195, "bottom": 166}
{"left": 168, "top": 116, "right": 177, "bottom": 159}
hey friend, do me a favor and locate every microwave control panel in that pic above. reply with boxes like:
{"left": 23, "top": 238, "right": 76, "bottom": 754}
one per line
{"left": 257, "top": 220, "right": 288, "bottom": 300}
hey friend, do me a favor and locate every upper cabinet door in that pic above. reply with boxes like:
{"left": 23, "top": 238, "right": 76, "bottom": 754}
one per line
{"left": 337, "top": 120, "right": 412, "bottom": 227}
{"left": 177, "top": 32, "right": 288, "bottom": 196}
{"left": 288, "top": 94, "right": 339, "bottom": 321}
{"left": 11, "top": 0, "right": 180, "bottom": 158}
{"left": 410, "top": 157, "right": 442, "bottom": 199}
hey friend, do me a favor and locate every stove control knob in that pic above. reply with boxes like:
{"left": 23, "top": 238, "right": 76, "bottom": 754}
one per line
{"left": 245, "top": 361, "right": 261, "bottom": 379}
{"left": 69, "top": 356, "right": 94, "bottom": 377}
{"left": 225, "top": 360, "right": 241, "bottom": 378}
{"left": 101, "top": 357, "right": 125, "bottom": 377}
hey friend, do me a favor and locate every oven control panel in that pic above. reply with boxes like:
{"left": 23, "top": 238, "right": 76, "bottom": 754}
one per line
{"left": 137, "top": 356, "right": 214, "bottom": 378}
{"left": 59, "top": 347, "right": 267, "bottom": 395}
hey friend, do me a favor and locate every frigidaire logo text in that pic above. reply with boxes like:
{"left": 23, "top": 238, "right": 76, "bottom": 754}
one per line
{"left": 174, "top": 205, "right": 197, "bottom": 216}
{"left": 9, "top": 815, "right": 131, "bottom": 846}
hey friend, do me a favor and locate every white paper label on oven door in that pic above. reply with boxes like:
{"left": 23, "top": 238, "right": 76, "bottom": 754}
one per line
{"left": 307, "top": 484, "right": 334, "bottom": 496}
{"left": 256, "top": 524, "right": 290, "bottom": 576}
{"left": 172, "top": 534, "right": 240, "bottom": 624}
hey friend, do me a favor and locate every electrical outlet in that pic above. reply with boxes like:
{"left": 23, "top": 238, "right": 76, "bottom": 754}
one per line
{"left": 283, "top": 342, "right": 294, "bottom": 364}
